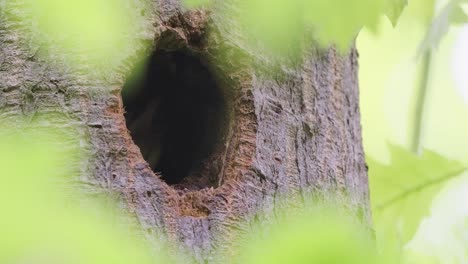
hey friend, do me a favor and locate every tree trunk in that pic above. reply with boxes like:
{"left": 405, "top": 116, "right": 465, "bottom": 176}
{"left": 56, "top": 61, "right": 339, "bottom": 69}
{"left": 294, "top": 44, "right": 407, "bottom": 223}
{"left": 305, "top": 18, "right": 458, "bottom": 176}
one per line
{"left": 0, "top": 1, "right": 369, "bottom": 263}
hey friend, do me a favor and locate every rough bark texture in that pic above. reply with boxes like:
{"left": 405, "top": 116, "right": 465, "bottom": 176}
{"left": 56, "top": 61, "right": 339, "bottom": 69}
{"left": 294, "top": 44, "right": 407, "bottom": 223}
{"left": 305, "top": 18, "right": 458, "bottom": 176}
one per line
{"left": 0, "top": 0, "right": 369, "bottom": 263}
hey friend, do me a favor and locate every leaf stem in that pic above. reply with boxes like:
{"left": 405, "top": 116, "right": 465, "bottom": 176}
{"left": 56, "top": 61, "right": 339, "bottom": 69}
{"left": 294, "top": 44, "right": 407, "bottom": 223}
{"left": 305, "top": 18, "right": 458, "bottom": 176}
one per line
{"left": 411, "top": 51, "right": 432, "bottom": 154}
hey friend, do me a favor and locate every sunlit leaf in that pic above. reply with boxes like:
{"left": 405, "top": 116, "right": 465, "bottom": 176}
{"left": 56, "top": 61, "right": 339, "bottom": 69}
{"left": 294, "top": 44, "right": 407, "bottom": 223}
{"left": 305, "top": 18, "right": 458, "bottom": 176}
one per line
{"left": 0, "top": 124, "right": 174, "bottom": 264}
{"left": 183, "top": 0, "right": 212, "bottom": 8}
{"left": 3, "top": 0, "right": 150, "bottom": 78}
{"left": 232, "top": 207, "right": 378, "bottom": 264}
{"left": 195, "top": 0, "right": 387, "bottom": 67}
{"left": 303, "top": 0, "right": 383, "bottom": 51}
{"left": 234, "top": 0, "right": 308, "bottom": 61}
{"left": 369, "top": 144, "right": 466, "bottom": 260}
{"left": 405, "top": 172, "right": 468, "bottom": 264}
{"left": 451, "top": 4, "right": 468, "bottom": 24}
{"left": 384, "top": 0, "right": 408, "bottom": 26}
{"left": 418, "top": 0, "right": 468, "bottom": 55}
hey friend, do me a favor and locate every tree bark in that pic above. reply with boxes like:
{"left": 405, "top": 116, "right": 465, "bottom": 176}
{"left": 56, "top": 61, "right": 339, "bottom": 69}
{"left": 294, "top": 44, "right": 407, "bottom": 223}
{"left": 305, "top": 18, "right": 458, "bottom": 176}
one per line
{"left": 0, "top": 1, "right": 369, "bottom": 263}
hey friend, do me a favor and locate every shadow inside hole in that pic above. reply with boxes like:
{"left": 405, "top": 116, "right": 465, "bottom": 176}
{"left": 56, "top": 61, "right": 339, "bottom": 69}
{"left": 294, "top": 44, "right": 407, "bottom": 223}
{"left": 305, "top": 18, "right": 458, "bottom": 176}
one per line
{"left": 122, "top": 49, "right": 226, "bottom": 185}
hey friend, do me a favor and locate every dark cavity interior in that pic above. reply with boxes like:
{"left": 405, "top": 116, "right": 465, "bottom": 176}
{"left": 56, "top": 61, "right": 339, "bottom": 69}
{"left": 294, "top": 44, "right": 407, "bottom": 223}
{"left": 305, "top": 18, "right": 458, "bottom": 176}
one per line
{"left": 122, "top": 49, "right": 226, "bottom": 185}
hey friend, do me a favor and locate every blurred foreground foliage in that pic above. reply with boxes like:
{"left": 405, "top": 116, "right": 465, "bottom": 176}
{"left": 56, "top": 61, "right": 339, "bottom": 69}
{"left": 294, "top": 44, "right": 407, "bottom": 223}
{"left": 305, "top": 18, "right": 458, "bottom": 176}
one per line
{"left": 1, "top": 0, "right": 150, "bottom": 81}
{"left": 184, "top": 0, "right": 406, "bottom": 54}
{"left": 231, "top": 203, "right": 378, "bottom": 264}
{"left": 0, "top": 122, "right": 382, "bottom": 264}
{"left": 369, "top": 145, "right": 466, "bottom": 262}
{"left": 0, "top": 123, "right": 171, "bottom": 264}
{"left": 1, "top": 0, "right": 468, "bottom": 263}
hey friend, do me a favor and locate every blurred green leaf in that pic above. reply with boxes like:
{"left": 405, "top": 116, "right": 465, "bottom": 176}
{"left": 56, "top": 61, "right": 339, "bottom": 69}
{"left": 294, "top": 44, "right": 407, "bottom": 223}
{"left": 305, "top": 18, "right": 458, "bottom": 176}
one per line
{"left": 418, "top": 0, "right": 467, "bottom": 55}
{"left": 3, "top": 0, "right": 150, "bottom": 78}
{"left": 232, "top": 207, "right": 378, "bottom": 264}
{"left": 451, "top": 4, "right": 468, "bottom": 24}
{"left": 369, "top": 144, "right": 466, "bottom": 259}
{"left": 409, "top": 0, "right": 436, "bottom": 24}
{"left": 404, "top": 172, "right": 468, "bottom": 264}
{"left": 303, "top": 0, "right": 384, "bottom": 50}
{"left": 183, "top": 0, "right": 212, "bottom": 8}
{"left": 0, "top": 125, "right": 173, "bottom": 264}
{"left": 193, "top": 0, "right": 388, "bottom": 66}
{"left": 384, "top": 0, "right": 408, "bottom": 26}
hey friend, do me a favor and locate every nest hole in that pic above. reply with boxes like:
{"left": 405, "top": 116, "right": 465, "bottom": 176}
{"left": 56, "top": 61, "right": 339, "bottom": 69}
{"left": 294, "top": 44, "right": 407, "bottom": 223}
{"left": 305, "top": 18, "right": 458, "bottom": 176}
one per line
{"left": 122, "top": 49, "right": 227, "bottom": 186}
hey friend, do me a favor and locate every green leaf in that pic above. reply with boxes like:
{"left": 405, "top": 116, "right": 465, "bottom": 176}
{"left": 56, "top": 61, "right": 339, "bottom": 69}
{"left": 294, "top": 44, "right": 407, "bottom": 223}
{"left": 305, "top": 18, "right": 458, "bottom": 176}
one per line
{"left": 19, "top": 0, "right": 148, "bottom": 76}
{"left": 302, "top": 0, "right": 384, "bottom": 50}
{"left": 418, "top": 0, "right": 467, "bottom": 55}
{"left": 384, "top": 0, "right": 408, "bottom": 26}
{"left": 0, "top": 123, "right": 174, "bottom": 264}
{"left": 368, "top": 145, "right": 466, "bottom": 259}
{"left": 182, "top": 0, "right": 212, "bottom": 8}
{"left": 187, "top": 0, "right": 386, "bottom": 65}
{"left": 450, "top": 4, "right": 468, "bottom": 24}
{"left": 232, "top": 208, "right": 378, "bottom": 264}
